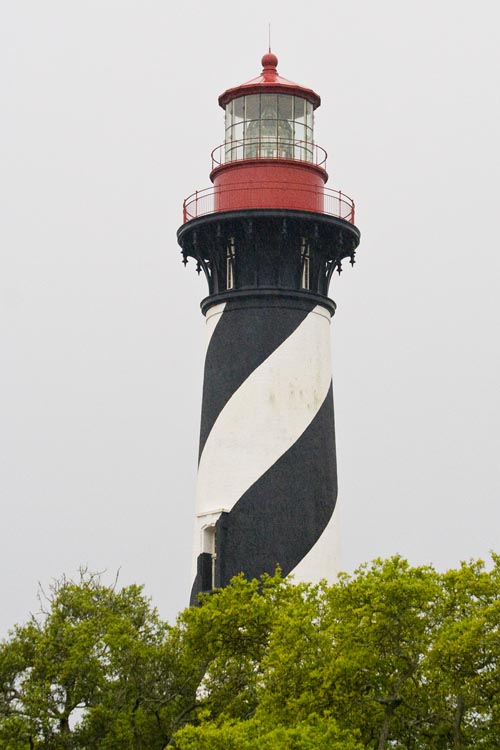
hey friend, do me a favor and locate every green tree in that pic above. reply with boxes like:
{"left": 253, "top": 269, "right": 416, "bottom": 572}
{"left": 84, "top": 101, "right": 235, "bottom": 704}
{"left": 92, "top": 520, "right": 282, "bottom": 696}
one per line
{"left": 0, "top": 571, "right": 199, "bottom": 749}
{"left": 423, "top": 557, "right": 500, "bottom": 749}
{"left": 169, "top": 715, "right": 362, "bottom": 750}
{"left": 179, "top": 558, "right": 441, "bottom": 750}
{"left": 176, "top": 572, "right": 294, "bottom": 722}
{"left": 173, "top": 557, "right": 500, "bottom": 750}
{"left": 3, "top": 558, "right": 500, "bottom": 750}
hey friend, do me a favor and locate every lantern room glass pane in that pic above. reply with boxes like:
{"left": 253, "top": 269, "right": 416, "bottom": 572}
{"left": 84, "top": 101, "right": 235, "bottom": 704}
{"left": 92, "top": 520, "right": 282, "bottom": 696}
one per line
{"left": 245, "top": 94, "right": 260, "bottom": 121}
{"left": 232, "top": 122, "right": 244, "bottom": 143}
{"left": 278, "top": 121, "right": 293, "bottom": 140}
{"left": 294, "top": 96, "right": 306, "bottom": 125}
{"left": 306, "top": 101, "right": 313, "bottom": 129}
{"left": 244, "top": 141, "right": 258, "bottom": 159}
{"left": 244, "top": 94, "right": 260, "bottom": 152}
{"left": 278, "top": 94, "right": 293, "bottom": 120}
{"left": 261, "top": 118, "right": 277, "bottom": 140}
{"left": 225, "top": 101, "right": 233, "bottom": 132}
{"left": 261, "top": 94, "right": 277, "bottom": 119}
{"left": 245, "top": 121, "right": 260, "bottom": 152}
{"left": 294, "top": 122, "right": 305, "bottom": 143}
{"left": 234, "top": 97, "right": 245, "bottom": 124}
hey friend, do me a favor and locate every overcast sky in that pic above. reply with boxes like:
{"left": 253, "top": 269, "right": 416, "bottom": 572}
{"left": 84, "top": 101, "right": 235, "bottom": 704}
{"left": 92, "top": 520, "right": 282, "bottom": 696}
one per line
{"left": 1, "top": 0, "right": 499, "bottom": 636}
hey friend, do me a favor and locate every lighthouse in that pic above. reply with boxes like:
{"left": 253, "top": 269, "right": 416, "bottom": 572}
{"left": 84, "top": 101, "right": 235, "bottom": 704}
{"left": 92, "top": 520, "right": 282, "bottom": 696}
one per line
{"left": 177, "top": 52, "right": 360, "bottom": 604}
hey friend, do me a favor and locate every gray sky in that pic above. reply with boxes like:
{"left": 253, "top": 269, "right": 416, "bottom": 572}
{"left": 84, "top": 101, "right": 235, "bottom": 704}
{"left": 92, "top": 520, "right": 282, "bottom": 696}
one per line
{"left": 1, "top": 0, "right": 499, "bottom": 635}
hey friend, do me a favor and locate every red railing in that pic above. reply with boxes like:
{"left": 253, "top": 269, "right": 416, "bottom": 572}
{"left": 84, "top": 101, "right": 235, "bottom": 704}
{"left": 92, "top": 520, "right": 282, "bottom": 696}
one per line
{"left": 183, "top": 183, "right": 355, "bottom": 224}
{"left": 211, "top": 139, "right": 328, "bottom": 170}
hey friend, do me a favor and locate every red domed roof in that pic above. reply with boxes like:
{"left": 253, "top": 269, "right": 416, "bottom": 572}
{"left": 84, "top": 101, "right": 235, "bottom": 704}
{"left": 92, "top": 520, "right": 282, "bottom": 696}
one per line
{"left": 218, "top": 52, "right": 321, "bottom": 110}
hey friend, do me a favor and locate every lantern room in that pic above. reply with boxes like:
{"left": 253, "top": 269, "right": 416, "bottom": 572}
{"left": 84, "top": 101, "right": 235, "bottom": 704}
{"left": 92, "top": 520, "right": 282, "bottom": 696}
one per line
{"left": 223, "top": 92, "right": 315, "bottom": 162}
{"left": 208, "top": 52, "right": 329, "bottom": 215}
{"left": 218, "top": 52, "right": 320, "bottom": 166}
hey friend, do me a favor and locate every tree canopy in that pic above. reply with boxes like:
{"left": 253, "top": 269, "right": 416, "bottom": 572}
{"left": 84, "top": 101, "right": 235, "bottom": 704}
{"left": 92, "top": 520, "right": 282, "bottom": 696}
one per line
{"left": 1, "top": 556, "right": 500, "bottom": 749}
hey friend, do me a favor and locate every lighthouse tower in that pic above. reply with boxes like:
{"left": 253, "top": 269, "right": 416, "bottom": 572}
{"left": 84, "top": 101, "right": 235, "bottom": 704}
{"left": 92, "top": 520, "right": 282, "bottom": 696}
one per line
{"left": 177, "top": 52, "right": 360, "bottom": 604}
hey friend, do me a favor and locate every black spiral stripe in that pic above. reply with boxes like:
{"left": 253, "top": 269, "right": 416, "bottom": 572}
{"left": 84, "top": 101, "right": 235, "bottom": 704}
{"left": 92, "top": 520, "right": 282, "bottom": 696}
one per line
{"left": 214, "top": 382, "right": 336, "bottom": 587}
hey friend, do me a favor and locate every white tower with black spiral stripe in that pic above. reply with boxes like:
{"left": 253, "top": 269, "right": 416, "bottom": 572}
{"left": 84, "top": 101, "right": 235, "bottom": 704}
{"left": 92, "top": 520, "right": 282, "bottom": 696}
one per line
{"left": 177, "top": 52, "right": 360, "bottom": 604}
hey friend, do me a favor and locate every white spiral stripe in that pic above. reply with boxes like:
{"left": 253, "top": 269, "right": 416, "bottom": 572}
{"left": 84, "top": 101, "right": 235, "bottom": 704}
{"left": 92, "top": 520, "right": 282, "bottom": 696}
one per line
{"left": 196, "top": 306, "right": 332, "bottom": 517}
{"left": 204, "top": 302, "right": 226, "bottom": 350}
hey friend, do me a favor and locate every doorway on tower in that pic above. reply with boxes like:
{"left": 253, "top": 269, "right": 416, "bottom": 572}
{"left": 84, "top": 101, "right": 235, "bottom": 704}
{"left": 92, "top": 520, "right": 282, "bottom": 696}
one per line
{"left": 198, "top": 524, "right": 216, "bottom": 592}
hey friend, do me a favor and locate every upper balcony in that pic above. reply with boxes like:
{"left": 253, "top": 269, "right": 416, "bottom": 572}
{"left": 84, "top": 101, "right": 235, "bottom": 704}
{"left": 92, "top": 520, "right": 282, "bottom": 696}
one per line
{"left": 211, "top": 138, "right": 328, "bottom": 171}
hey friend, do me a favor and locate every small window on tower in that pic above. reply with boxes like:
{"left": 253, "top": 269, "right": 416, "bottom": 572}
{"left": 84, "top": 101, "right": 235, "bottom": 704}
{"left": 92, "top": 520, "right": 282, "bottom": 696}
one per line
{"left": 202, "top": 525, "right": 215, "bottom": 555}
{"left": 300, "top": 238, "right": 310, "bottom": 290}
{"left": 202, "top": 525, "right": 216, "bottom": 591}
{"left": 227, "top": 237, "right": 236, "bottom": 290}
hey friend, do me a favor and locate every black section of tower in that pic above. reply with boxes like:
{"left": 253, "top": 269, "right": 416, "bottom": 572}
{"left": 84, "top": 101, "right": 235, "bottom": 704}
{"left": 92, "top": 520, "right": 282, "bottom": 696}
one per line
{"left": 177, "top": 209, "right": 360, "bottom": 315}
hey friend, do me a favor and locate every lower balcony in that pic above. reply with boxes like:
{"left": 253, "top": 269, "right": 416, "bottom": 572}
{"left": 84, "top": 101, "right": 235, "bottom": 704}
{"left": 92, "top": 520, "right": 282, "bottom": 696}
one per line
{"left": 182, "top": 182, "right": 355, "bottom": 224}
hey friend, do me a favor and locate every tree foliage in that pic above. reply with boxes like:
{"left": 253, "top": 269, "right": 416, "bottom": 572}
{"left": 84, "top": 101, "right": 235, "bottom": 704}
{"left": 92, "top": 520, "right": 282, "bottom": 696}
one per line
{"left": 0, "top": 571, "right": 199, "bottom": 749}
{"left": 2, "top": 557, "right": 500, "bottom": 749}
